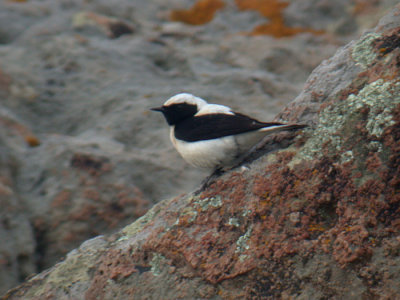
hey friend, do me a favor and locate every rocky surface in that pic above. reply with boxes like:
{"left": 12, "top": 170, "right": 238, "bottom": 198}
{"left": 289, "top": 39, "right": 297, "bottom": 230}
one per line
{"left": 2, "top": 2, "right": 400, "bottom": 299}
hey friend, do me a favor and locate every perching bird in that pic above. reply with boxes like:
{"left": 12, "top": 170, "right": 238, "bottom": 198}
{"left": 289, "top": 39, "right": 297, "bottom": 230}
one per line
{"left": 151, "top": 93, "right": 306, "bottom": 170}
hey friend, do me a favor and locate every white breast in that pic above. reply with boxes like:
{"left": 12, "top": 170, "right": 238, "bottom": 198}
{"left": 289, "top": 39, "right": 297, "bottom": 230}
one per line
{"left": 170, "top": 127, "right": 238, "bottom": 169}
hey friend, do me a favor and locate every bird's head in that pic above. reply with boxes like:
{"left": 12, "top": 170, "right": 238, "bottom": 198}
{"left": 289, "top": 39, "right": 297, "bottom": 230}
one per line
{"left": 151, "top": 93, "right": 208, "bottom": 126}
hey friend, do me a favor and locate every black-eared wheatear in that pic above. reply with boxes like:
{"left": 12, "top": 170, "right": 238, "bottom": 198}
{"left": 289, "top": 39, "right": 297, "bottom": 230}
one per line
{"left": 151, "top": 93, "right": 306, "bottom": 170}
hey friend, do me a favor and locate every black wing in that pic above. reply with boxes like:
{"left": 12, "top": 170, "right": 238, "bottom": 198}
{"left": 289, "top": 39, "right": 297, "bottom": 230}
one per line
{"left": 174, "top": 112, "right": 284, "bottom": 142}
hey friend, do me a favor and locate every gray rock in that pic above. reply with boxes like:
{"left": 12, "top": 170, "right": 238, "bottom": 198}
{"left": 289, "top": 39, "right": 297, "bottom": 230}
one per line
{"left": 0, "top": 0, "right": 399, "bottom": 295}
{"left": 3, "top": 4, "right": 400, "bottom": 297}
{"left": 0, "top": 131, "right": 36, "bottom": 293}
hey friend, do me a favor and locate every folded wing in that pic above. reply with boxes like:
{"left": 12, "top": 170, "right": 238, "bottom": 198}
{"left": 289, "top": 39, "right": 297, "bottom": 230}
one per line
{"left": 174, "top": 112, "right": 299, "bottom": 142}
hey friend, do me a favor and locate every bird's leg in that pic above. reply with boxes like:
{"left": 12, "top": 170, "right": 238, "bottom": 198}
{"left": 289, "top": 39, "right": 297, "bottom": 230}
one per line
{"left": 197, "top": 167, "right": 224, "bottom": 192}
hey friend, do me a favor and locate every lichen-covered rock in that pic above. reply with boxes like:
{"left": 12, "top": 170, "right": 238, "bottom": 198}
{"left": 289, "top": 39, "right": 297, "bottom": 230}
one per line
{"left": 3, "top": 4, "right": 400, "bottom": 299}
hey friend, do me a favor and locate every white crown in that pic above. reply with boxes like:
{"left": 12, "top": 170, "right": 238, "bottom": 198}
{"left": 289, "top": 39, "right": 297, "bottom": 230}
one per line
{"left": 164, "top": 93, "right": 208, "bottom": 109}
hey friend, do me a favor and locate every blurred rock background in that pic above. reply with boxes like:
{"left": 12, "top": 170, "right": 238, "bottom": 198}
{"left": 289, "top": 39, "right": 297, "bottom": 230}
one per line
{"left": 0, "top": 0, "right": 397, "bottom": 294}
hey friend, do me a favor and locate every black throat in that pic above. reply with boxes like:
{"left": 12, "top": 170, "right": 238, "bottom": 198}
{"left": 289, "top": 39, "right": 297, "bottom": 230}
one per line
{"left": 160, "top": 103, "right": 198, "bottom": 126}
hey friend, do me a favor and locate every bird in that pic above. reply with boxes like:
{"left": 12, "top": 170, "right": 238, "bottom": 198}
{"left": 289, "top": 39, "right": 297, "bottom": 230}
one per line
{"left": 151, "top": 93, "right": 307, "bottom": 171}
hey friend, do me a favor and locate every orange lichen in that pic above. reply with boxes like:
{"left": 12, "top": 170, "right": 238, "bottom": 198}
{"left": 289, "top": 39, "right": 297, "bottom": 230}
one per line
{"left": 170, "top": 0, "right": 225, "bottom": 25}
{"left": 308, "top": 224, "right": 326, "bottom": 232}
{"left": 24, "top": 135, "right": 41, "bottom": 147}
{"left": 0, "top": 116, "right": 40, "bottom": 147}
{"left": 235, "top": 0, "right": 289, "bottom": 20}
{"left": 235, "top": 0, "right": 323, "bottom": 37}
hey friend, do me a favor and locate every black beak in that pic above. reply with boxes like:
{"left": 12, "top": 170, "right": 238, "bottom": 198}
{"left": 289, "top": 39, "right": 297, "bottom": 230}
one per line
{"left": 150, "top": 106, "right": 164, "bottom": 112}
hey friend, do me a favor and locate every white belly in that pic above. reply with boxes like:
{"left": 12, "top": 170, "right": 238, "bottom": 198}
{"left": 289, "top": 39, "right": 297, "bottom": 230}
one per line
{"left": 170, "top": 127, "right": 268, "bottom": 169}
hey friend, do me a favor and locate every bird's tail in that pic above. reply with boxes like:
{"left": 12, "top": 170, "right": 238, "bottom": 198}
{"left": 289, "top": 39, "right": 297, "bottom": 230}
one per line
{"left": 259, "top": 123, "right": 308, "bottom": 133}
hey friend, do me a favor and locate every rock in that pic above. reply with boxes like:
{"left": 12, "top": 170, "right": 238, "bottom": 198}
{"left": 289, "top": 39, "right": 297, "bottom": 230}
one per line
{"left": 0, "top": 0, "right": 399, "bottom": 295}
{"left": 16, "top": 134, "right": 151, "bottom": 270}
{"left": 72, "top": 11, "right": 135, "bottom": 39}
{"left": 0, "top": 128, "right": 36, "bottom": 293}
{"left": 3, "top": 4, "right": 400, "bottom": 299}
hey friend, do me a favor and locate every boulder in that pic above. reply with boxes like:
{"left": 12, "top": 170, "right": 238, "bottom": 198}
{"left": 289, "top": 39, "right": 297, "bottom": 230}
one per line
{"left": 3, "top": 4, "right": 400, "bottom": 299}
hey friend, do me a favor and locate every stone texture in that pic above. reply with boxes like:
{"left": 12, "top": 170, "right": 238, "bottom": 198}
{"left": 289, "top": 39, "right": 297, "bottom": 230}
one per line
{"left": 0, "top": 142, "right": 36, "bottom": 295}
{"left": 2, "top": 4, "right": 400, "bottom": 299}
